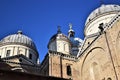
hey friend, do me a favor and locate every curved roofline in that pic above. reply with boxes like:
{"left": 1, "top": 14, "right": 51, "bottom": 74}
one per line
{"left": 84, "top": 11, "right": 119, "bottom": 36}
{"left": 85, "top": 4, "right": 120, "bottom": 26}
{"left": 47, "top": 33, "right": 71, "bottom": 49}
{"left": 0, "top": 31, "right": 38, "bottom": 56}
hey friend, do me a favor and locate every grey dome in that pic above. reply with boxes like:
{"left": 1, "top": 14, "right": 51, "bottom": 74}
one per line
{"left": 72, "top": 38, "right": 83, "bottom": 46}
{"left": 0, "top": 31, "right": 37, "bottom": 52}
{"left": 48, "top": 27, "right": 70, "bottom": 44}
{"left": 49, "top": 33, "right": 70, "bottom": 44}
{"left": 85, "top": 4, "right": 120, "bottom": 25}
{"left": 48, "top": 30, "right": 70, "bottom": 48}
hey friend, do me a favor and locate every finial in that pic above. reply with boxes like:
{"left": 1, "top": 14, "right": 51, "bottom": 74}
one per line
{"left": 17, "top": 30, "right": 22, "bottom": 34}
{"left": 57, "top": 26, "right": 61, "bottom": 34}
{"left": 69, "top": 23, "right": 73, "bottom": 30}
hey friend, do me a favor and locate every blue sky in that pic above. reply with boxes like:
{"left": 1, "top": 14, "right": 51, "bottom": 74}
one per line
{"left": 0, "top": 0, "right": 120, "bottom": 62}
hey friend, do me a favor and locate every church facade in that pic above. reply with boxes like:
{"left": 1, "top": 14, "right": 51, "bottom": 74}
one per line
{"left": 0, "top": 4, "right": 120, "bottom": 80}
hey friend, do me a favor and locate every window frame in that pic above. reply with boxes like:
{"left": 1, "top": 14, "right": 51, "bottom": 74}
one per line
{"left": 6, "top": 50, "right": 11, "bottom": 57}
{"left": 29, "top": 53, "right": 32, "bottom": 60}
{"left": 66, "top": 65, "right": 72, "bottom": 76}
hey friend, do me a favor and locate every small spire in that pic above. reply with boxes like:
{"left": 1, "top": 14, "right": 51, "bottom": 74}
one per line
{"left": 68, "top": 23, "right": 75, "bottom": 38}
{"left": 57, "top": 26, "right": 61, "bottom": 34}
{"left": 17, "top": 30, "right": 22, "bottom": 34}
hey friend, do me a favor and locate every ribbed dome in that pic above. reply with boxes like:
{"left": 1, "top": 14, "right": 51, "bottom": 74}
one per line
{"left": 49, "top": 27, "right": 70, "bottom": 43}
{"left": 85, "top": 4, "right": 120, "bottom": 25}
{"left": 0, "top": 31, "right": 37, "bottom": 52}
{"left": 48, "top": 30, "right": 70, "bottom": 48}
{"left": 49, "top": 33, "right": 69, "bottom": 43}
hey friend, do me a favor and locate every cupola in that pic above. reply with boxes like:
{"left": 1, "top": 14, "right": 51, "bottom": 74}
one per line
{"left": 48, "top": 26, "right": 71, "bottom": 54}
{"left": 0, "top": 30, "right": 38, "bottom": 63}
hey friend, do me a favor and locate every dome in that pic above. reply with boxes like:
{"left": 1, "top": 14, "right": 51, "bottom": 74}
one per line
{"left": 85, "top": 4, "right": 120, "bottom": 25}
{"left": 84, "top": 4, "right": 120, "bottom": 36}
{"left": 74, "top": 38, "right": 83, "bottom": 46}
{"left": 48, "top": 27, "right": 70, "bottom": 49}
{"left": 49, "top": 27, "right": 70, "bottom": 44}
{"left": 0, "top": 31, "right": 37, "bottom": 52}
{"left": 70, "top": 37, "right": 83, "bottom": 46}
{"left": 49, "top": 33, "right": 69, "bottom": 43}
{"left": 48, "top": 27, "right": 71, "bottom": 54}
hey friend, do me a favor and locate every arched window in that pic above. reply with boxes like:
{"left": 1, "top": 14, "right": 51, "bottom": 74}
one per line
{"left": 64, "top": 43, "right": 66, "bottom": 51}
{"left": 29, "top": 53, "right": 32, "bottom": 60}
{"left": 64, "top": 43, "right": 68, "bottom": 52}
{"left": 90, "top": 62, "right": 101, "bottom": 80}
{"left": 6, "top": 50, "right": 11, "bottom": 57}
{"left": 107, "top": 77, "right": 112, "bottom": 80}
{"left": 67, "top": 65, "right": 72, "bottom": 76}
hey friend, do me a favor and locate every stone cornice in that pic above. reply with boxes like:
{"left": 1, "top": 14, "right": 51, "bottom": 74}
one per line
{"left": 48, "top": 50, "right": 78, "bottom": 61}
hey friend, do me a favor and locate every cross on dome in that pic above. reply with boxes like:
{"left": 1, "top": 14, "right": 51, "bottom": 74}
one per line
{"left": 57, "top": 26, "right": 62, "bottom": 34}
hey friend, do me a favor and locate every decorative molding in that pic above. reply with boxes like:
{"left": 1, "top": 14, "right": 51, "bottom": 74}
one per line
{"left": 48, "top": 50, "right": 78, "bottom": 61}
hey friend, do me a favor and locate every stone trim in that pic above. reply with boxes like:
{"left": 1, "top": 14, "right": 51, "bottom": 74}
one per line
{"left": 0, "top": 59, "right": 40, "bottom": 70}
{"left": 1, "top": 54, "right": 36, "bottom": 65}
{"left": 105, "top": 12, "right": 120, "bottom": 29}
{"left": 48, "top": 50, "right": 78, "bottom": 61}
{"left": 78, "top": 33, "right": 101, "bottom": 58}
